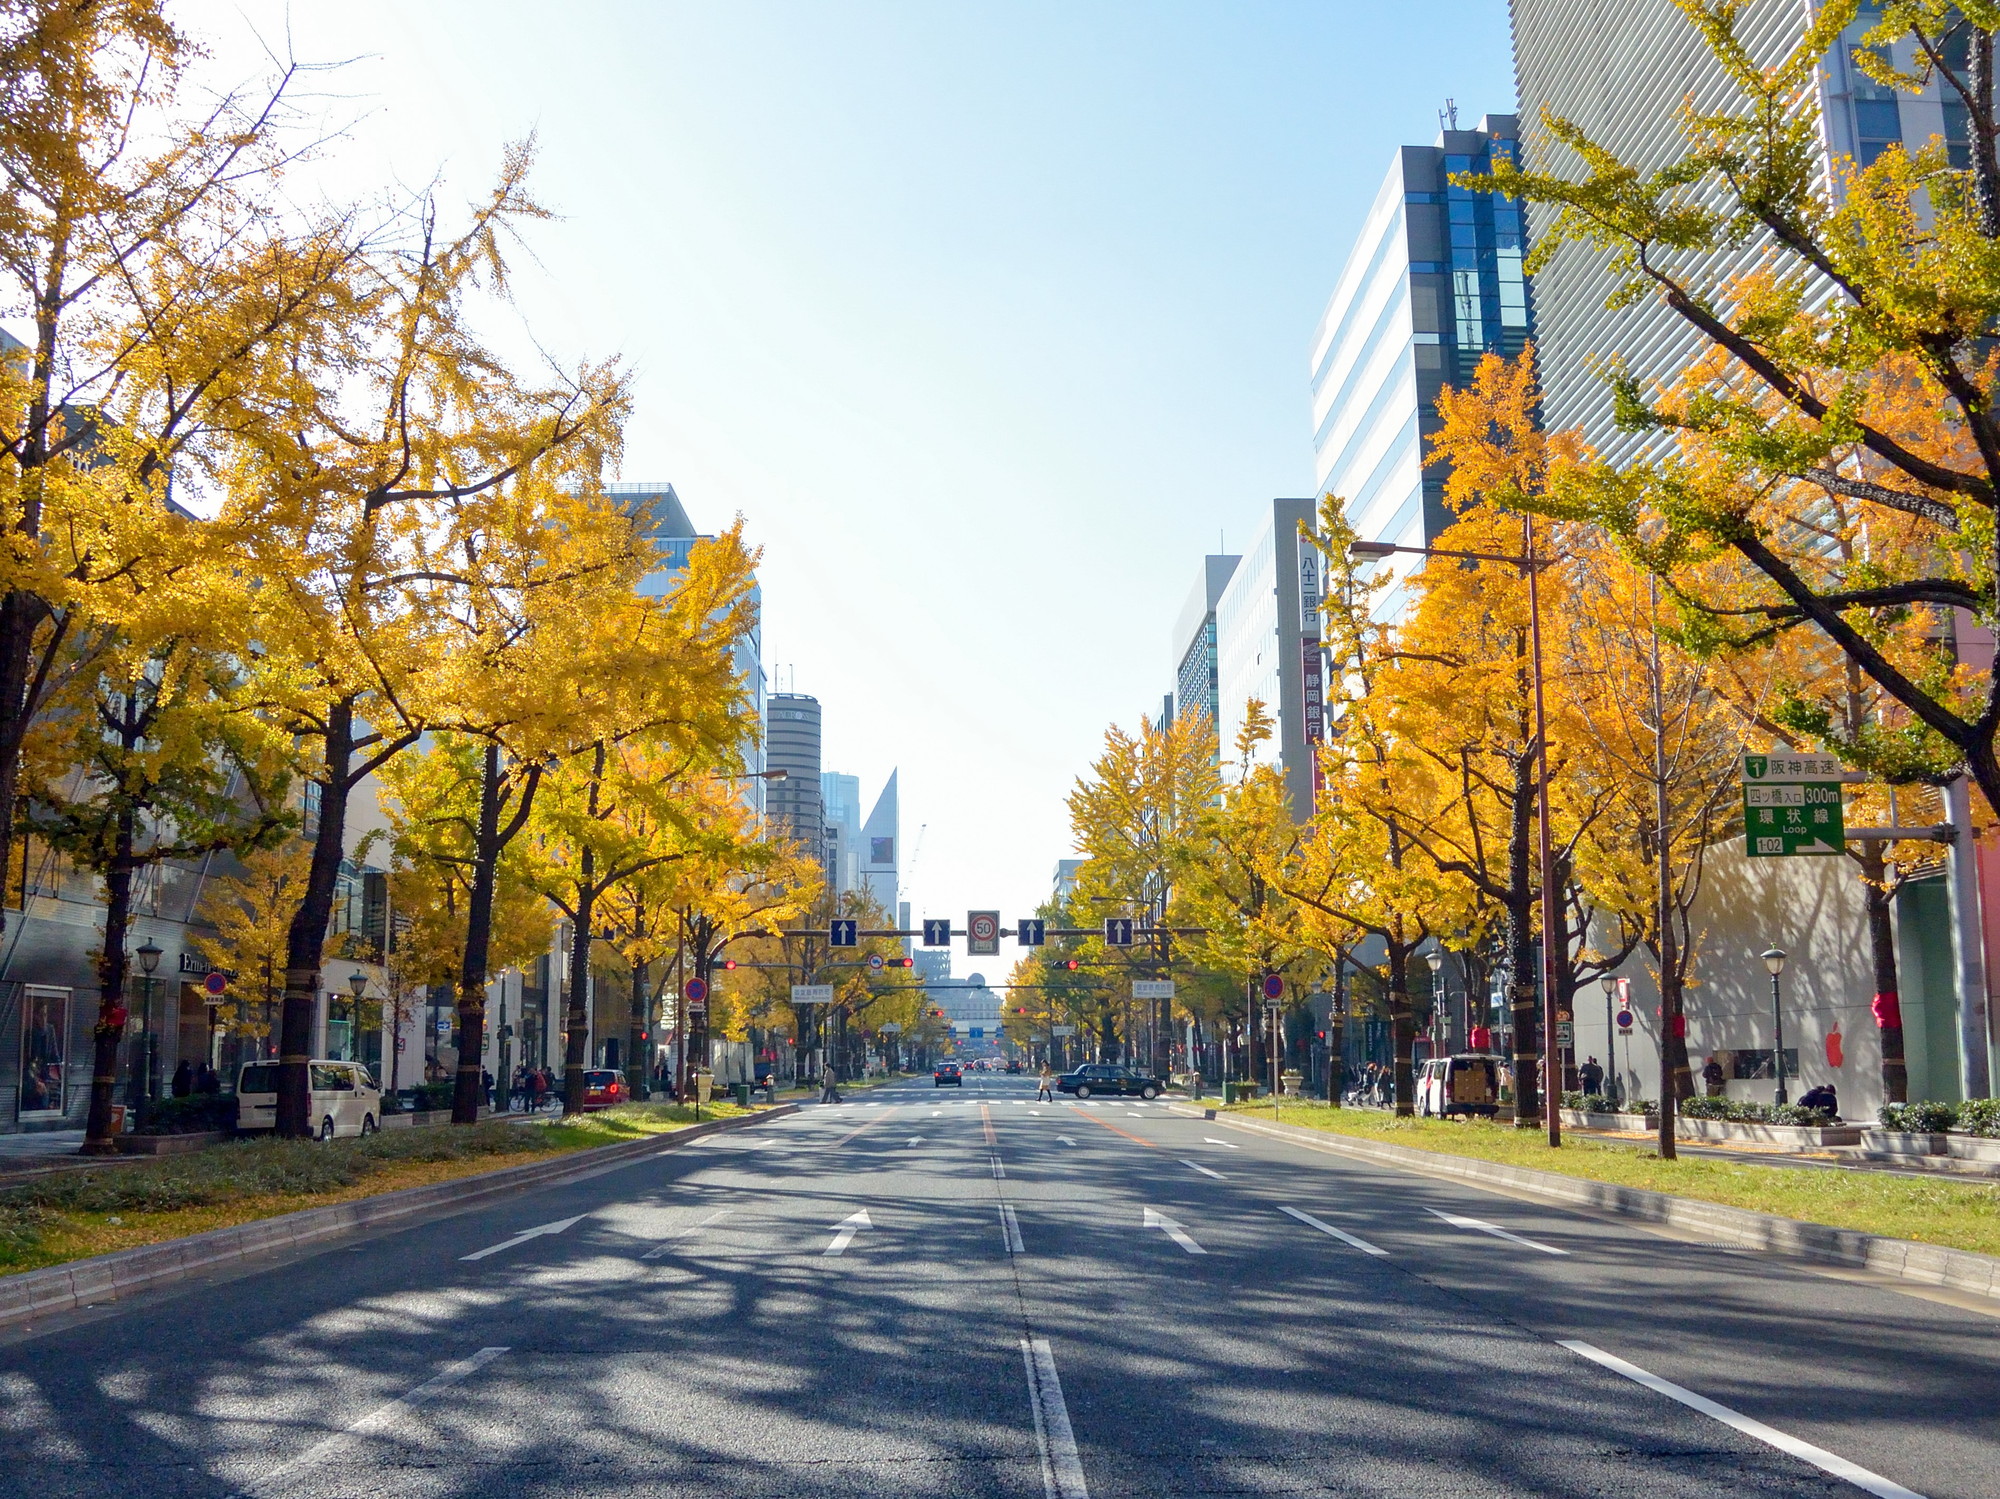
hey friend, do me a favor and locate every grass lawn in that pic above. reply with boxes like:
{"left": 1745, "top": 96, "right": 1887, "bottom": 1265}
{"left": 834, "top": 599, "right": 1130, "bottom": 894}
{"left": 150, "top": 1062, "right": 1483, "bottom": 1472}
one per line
{"left": 0, "top": 1099, "right": 767, "bottom": 1278}
{"left": 1215, "top": 1100, "right": 2000, "bottom": 1260}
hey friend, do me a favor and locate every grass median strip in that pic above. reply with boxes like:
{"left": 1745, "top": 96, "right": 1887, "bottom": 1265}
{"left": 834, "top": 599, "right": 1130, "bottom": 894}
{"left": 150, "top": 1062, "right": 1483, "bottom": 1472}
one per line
{"left": 1217, "top": 1101, "right": 2000, "bottom": 1259}
{"left": 0, "top": 1100, "right": 763, "bottom": 1278}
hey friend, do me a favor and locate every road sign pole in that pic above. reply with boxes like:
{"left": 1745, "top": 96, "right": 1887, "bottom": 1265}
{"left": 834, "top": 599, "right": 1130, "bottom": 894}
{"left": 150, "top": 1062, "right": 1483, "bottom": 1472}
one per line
{"left": 1945, "top": 775, "right": 1993, "bottom": 1100}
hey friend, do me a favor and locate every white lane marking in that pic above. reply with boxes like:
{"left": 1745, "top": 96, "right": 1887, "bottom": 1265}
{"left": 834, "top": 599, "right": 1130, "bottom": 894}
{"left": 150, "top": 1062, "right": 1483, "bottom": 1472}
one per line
{"left": 907, "top": 1136, "right": 924, "bottom": 1146}
{"left": 1000, "top": 1203, "right": 1024, "bottom": 1254}
{"left": 459, "top": 1215, "right": 585, "bottom": 1262}
{"left": 824, "top": 1208, "right": 871, "bottom": 1257}
{"left": 1203, "top": 1138, "right": 1240, "bottom": 1149}
{"left": 641, "top": 1208, "right": 731, "bottom": 1260}
{"left": 1427, "top": 1206, "right": 1567, "bottom": 1255}
{"left": 1179, "top": 1159, "right": 1226, "bottom": 1180}
{"left": 1056, "top": 1135, "right": 1078, "bottom": 1146}
{"left": 991, "top": 1154, "right": 1007, "bottom": 1178}
{"left": 932, "top": 1110, "right": 944, "bottom": 1116}
{"left": 1030, "top": 1110, "right": 1046, "bottom": 1115}
{"left": 1143, "top": 1205, "right": 1206, "bottom": 1255}
{"left": 245, "top": 1347, "right": 508, "bottom": 1493}
{"left": 1559, "top": 1340, "right": 1926, "bottom": 1498}
{"left": 1278, "top": 1204, "right": 1387, "bottom": 1256}
{"left": 1021, "top": 1338, "right": 1089, "bottom": 1499}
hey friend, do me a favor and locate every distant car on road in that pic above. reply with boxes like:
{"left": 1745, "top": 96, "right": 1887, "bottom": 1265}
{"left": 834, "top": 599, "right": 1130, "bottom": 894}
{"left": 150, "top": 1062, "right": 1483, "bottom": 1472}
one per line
{"left": 1057, "top": 1064, "right": 1163, "bottom": 1101}
{"left": 1005, "top": 1060, "right": 1022, "bottom": 1074}
{"left": 934, "top": 1062, "right": 963, "bottom": 1087}
{"left": 581, "top": 1069, "right": 626, "bottom": 1111}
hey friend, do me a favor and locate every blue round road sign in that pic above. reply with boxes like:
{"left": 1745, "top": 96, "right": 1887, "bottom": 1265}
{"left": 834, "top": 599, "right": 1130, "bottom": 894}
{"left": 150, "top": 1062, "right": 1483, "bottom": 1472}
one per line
{"left": 1616, "top": 1009, "right": 1633, "bottom": 1030}
{"left": 1262, "top": 974, "right": 1284, "bottom": 1000}
{"left": 685, "top": 977, "right": 709, "bottom": 1003}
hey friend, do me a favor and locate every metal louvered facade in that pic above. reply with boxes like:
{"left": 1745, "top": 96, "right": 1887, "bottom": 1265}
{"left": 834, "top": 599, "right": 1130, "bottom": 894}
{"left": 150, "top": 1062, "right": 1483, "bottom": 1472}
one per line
{"left": 1511, "top": 0, "right": 1818, "bottom": 464}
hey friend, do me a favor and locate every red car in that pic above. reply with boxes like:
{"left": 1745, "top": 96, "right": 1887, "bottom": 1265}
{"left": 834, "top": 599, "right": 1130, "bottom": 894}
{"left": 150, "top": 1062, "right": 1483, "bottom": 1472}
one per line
{"left": 582, "top": 1069, "right": 627, "bottom": 1110}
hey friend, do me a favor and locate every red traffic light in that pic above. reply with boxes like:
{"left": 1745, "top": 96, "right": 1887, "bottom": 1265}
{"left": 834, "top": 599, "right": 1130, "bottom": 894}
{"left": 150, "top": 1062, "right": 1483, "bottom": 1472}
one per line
{"left": 888, "top": 956, "right": 914, "bottom": 968}
{"left": 1061, "top": 958, "right": 1079, "bottom": 971}
{"left": 721, "top": 958, "right": 738, "bottom": 971}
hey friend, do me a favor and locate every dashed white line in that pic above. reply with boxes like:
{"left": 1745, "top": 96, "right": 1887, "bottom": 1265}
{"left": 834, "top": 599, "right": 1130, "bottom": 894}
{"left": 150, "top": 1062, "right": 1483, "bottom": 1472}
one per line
{"left": 1428, "top": 1207, "right": 1567, "bottom": 1255}
{"left": 1560, "top": 1340, "right": 1925, "bottom": 1498}
{"left": 991, "top": 1154, "right": 1007, "bottom": 1178}
{"left": 1000, "top": 1203, "right": 1024, "bottom": 1254}
{"left": 1021, "top": 1339, "right": 1089, "bottom": 1499}
{"left": 1056, "top": 1135, "right": 1078, "bottom": 1146}
{"left": 1179, "top": 1159, "right": 1226, "bottom": 1180}
{"left": 1278, "top": 1204, "right": 1387, "bottom": 1256}
{"left": 641, "top": 1207, "right": 732, "bottom": 1260}
{"left": 1203, "top": 1138, "right": 1240, "bottom": 1149}
{"left": 1144, "top": 1205, "right": 1206, "bottom": 1254}
{"left": 244, "top": 1347, "right": 508, "bottom": 1494}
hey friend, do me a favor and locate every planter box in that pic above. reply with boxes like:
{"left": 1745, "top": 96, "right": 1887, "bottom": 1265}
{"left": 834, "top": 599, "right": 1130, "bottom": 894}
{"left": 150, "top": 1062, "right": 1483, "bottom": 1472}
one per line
{"left": 1945, "top": 1133, "right": 2000, "bottom": 1163}
{"left": 115, "top": 1130, "right": 229, "bottom": 1156}
{"left": 378, "top": 1113, "right": 414, "bottom": 1130}
{"left": 1675, "top": 1116, "right": 1862, "bottom": 1148}
{"left": 1559, "top": 1109, "right": 1655, "bottom": 1132}
{"left": 1863, "top": 1130, "right": 1948, "bottom": 1158}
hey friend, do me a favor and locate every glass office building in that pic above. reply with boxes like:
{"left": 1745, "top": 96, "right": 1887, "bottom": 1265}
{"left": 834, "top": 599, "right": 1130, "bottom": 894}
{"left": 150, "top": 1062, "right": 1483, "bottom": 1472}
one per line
{"left": 1309, "top": 116, "right": 1531, "bottom": 577}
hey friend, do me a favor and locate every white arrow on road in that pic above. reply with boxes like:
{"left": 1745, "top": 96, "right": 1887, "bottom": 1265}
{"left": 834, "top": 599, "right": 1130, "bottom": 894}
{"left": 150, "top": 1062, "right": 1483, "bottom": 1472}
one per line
{"left": 460, "top": 1215, "right": 585, "bottom": 1262}
{"left": 1056, "top": 1135, "right": 1078, "bottom": 1146}
{"left": 824, "top": 1208, "right": 871, "bottom": 1256}
{"left": 907, "top": 1136, "right": 924, "bottom": 1146}
{"left": 1144, "top": 1205, "right": 1206, "bottom": 1255}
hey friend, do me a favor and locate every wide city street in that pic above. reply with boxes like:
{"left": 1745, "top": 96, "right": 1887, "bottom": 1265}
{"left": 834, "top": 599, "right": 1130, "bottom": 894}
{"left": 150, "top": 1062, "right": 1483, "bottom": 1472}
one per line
{"left": 2, "top": 1075, "right": 1993, "bottom": 1499}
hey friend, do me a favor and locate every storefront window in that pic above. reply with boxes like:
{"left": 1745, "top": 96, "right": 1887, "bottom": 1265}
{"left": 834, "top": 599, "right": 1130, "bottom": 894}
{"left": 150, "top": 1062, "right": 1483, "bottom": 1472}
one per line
{"left": 20, "top": 987, "right": 67, "bottom": 1114}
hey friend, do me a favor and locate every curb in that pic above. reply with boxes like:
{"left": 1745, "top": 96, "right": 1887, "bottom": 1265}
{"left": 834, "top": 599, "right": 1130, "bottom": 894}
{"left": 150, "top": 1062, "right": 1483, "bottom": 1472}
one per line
{"left": 0, "top": 1104, "right": 798, "bottom": 1335}
{"left": 1175, "top": 1106, "right": 2000, "bottom": 1302}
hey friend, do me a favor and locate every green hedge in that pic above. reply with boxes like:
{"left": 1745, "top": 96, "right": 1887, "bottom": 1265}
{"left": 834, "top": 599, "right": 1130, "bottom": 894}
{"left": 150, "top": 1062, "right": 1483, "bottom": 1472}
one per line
{"left": 1680, "top": 1095, "right": 1832, "bottom": 1125}
{"left": 1879, "top": 1100, "right": 1960, "bottom": 1133}
{"left": 133, "top": 1094, "right": 237, "bottom": 1135}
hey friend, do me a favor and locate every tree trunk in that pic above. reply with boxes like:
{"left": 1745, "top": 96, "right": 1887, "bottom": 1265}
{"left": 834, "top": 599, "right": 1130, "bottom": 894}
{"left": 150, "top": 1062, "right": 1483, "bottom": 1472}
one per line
{"left": 560, "top": 849, "right": 598, "bottom": 1117}
{"left": 1504, "top": 750, "right": 1540, "bottom": 1125}
{"left": 453, "top": 742, "right": 506, "bottom": 1125}
{"left": 1387, "top": 945, "right": 1416, "bottom": 1116}
{"left": 626, "top": 950, "right": 651, "bottom": 1101}
{"left": 277, "top": 701, "right": 357, "bottom": 1137}
{"left": 80, "top": 830, "right": 136, "bottom": 1155}
{"left": 1860, "top": 843, "right": 1908, "bottom": 1105}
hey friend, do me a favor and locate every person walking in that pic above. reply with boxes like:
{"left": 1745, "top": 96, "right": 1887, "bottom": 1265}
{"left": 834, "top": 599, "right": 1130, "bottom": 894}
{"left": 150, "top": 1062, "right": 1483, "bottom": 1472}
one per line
{"left": 1579, "top": 1055, "right": 1604, "bottom": 1097}
{"left": 1036, "top": 1064, "right": 1055, "bottom": 1102}
{"left": 818, "top": 1062, "right": 842, "bottom": 1104}
{"left": 1702, "top": 1056, "right": 1727, "bottom": 1098}
{"left": 529, "top": 1067, "right": 548, "bottom": 1113}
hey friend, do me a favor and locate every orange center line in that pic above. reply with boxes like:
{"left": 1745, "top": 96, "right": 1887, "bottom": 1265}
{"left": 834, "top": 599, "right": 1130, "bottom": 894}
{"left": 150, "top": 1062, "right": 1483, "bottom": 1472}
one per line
{"left": 1070, "top": 1104, "right": 1156, "bottom": 1148}
{"left": 980, "top": 1103, "right": 997, "bottom": 1146}
{"left": 826, "top": 1105, "right": 898, "bottom": 1147}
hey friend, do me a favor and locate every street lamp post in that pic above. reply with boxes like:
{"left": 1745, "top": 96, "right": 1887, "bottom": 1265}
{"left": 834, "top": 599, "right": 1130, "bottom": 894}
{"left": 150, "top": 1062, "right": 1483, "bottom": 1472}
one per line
{"left": 134, "top": 940, "right": 162, "bottom": 1123}
{"left": 1763, "top": 948, "right": 1789, "bottom": 1107}
{"left": 1599, "top": 973, "right": 1621, "bottom": 1108}
{"left": 1353, "top": 530, "right": 1563, "bottom": 1145}
{"left": 1425, "top": 950, "right": 1446, "bottom": 1058}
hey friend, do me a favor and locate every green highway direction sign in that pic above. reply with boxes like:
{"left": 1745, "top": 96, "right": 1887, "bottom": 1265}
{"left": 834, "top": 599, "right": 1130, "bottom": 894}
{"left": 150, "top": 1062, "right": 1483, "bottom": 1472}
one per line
{"left": 1742, "top": 753, "right": 1846, "bottom": 857}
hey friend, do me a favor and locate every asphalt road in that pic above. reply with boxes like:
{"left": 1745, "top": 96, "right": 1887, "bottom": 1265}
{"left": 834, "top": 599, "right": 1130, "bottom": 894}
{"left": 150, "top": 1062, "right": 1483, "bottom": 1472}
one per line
{"left": 2, "top": 1073, "right": 1995, "bottom": 1498}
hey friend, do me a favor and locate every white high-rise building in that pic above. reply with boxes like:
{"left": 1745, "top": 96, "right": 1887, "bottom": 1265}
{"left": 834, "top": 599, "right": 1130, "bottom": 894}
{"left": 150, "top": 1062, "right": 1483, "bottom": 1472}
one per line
{"left": 1212, "top": 499, "right": 1322, "bottom": 816}
{"left": 821, "top": 772, "right": 862, "bottom": 893}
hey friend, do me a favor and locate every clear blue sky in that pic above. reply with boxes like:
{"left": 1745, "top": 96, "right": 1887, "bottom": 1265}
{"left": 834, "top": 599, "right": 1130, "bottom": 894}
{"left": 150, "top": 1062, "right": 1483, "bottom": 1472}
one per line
{"left": 208, "top": 0, "right": 1516, "bottom": 954}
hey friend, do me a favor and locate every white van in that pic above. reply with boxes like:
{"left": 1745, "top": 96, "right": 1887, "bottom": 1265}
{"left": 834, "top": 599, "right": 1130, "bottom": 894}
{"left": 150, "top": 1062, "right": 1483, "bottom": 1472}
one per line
{"left": 236, "top": 1061, "right": 383, "bottom": 1139}
{"left": 1417, "top": 1054, "right": 1502, "bottom": 1119}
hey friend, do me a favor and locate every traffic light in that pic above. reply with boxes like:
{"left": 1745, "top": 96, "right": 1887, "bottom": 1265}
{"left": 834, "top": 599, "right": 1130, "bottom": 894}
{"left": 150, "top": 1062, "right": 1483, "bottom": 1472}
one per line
{"left": 721, "top": 958, "right": 738, "bottom": 971}
{"left": 1060, "top": 958, "right": 1080, "bottom": 971}
{"left": 887, "top": 956, "right": 914, "bottom": 968}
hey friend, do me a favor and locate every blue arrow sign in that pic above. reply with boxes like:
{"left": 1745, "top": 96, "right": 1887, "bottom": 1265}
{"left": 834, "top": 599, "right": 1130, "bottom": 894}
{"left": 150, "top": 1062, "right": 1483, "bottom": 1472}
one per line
{"left": 1017, "top": 919, "right": 1045, "bottom": 947}
{"left": 922, "top": 918, "right": 951, "bottom": 947}
{"left": 1104, "top": 917, "right": 1134, "bottom": 947}
{"left": 829, "top": 919, "right": 858, "bottom": 947}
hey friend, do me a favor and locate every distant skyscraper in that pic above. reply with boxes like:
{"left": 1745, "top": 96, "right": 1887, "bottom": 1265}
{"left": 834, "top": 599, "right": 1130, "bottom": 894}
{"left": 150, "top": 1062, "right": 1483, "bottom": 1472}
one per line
{"left": 1308, "top": 114, "right": 1530, "bottom": 592}
{"left": 765, "top": 693, "right": 823, "bottom": 853}
{"left": 821, "top": 772, "right": 862, "bottom": 893}
{"left": 1214, "top": 498, "right": 1322, "bottom": 816}
{"left": 1511, "top": 2, "right": 1964, "bottom": 461}
{"left": 859, "top": 771, "right": 898, "bottom": 914}
{"left": 1171, "top": 554, "right": 1240, "bottom": 754}
{"left": 611, "top": 481, "right": 768, "bottom": 804}
{"left": 1053, "top": 859, "right": 1085, "bottom": 904}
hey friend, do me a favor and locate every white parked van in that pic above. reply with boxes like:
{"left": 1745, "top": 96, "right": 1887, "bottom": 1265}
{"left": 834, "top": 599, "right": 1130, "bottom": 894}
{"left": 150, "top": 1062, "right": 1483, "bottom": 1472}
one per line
{"left": 236, "top": 1061, "right": 382, "bottom": 1139}
{"left": 1416, "top": 1054, "right": 1502, "bottom": 1119}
